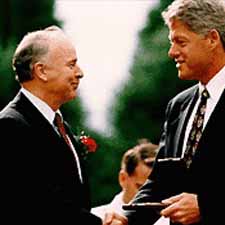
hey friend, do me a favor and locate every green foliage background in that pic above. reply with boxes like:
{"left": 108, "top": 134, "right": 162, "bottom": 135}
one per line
{"left": 90, "top": 0, "right": 195, "bottom": 206}
{"left": 0, "top": 0, "right": 196, "bottom": 207}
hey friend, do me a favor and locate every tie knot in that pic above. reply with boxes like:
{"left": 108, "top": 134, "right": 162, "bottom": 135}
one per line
{"left": 201, "top": 88, "right": 209, "bottom": 99}
{"left": 54, "top": 113, "right": 63, "bottom": 127}
{"left": 53, "top": 112, "right": 68, "bottom": 139}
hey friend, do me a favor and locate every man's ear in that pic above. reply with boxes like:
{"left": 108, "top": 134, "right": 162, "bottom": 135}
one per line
{"left": 118, "top": 170, "right": 128, "bottom": 188}
{"left": 33, "top": 62, "right": 48, "bottom": 82}
{"left": 207, "top": 29, "right": 221, "bottom": 50}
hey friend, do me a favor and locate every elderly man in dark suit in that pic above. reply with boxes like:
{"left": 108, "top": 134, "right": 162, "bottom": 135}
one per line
{"left": 112, "top": 0, "right": 225, "bottom": 225}
{"left": 0, "top": 26, "right": 127, "bottom": 225}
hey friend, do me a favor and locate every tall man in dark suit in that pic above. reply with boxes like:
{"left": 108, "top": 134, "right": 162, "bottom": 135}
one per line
{"left": 0, "top": 26, "right": 127, "bottom": 225}
{"left": 107, "top": 0, "right": 225, "bottom": 225}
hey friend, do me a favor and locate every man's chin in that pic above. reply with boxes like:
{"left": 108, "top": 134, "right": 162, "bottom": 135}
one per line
{"left": 178, "top": 72, "right": 191, "bottom": 80}
{"left": 67, "top": 93, "right": 77, "bottom": 102}
{"left": 178, "top": 72, "right": 185, "bottom": 80}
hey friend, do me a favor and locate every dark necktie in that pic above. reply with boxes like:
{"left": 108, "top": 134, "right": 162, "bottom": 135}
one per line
{"left": 54, "top": 113, "right": 73, "bottom": 150}
{"left": 183, "top": 88, "right": 209, "bottom": 168}
{"left": 54, "top": 113, "right": 83, "bottom": 182}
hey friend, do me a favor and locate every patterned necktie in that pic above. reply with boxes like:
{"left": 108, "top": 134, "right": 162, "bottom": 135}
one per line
{"left": 184, "top": 88, "right": 209, "bottom": 168}
{"left": 54, "top": 113, "right": 73, "bottom": 151}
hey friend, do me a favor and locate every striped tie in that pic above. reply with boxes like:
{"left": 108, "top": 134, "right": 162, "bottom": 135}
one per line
{"left": 54, "top": 113, "right": 73, "bottom": 151}
{"left": 54, "top": 113, "right": 83, "bottom": 182}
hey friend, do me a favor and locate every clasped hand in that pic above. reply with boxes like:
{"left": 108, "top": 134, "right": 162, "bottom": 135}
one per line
{"left": 103, "top": 211, "right": 128, "bottom": 225}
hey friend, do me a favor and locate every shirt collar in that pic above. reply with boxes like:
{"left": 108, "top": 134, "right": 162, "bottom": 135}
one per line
{"left": 198, "top": 65, "right": 225, "bottom": 101}
{"left": 21, "top": 87, "right": 57, "bottom": 125}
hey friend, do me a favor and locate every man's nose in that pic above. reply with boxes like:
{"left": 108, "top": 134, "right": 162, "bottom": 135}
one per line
{"left": 168, "top": 45, "right": 179, "bottom": 59}
{"left": 75, "top": 66, "right": 84, "bottom": 79}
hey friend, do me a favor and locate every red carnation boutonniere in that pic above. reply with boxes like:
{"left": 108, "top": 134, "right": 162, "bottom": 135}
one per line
{"left": 79, "top": 131, "right": 98, "bottom": 156}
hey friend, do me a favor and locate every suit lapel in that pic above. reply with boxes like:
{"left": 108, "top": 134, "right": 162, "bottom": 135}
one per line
{"left": 64, "top": 122, "right": 82, "bottom": 156}
{"left": 203, "top": 88, "right": 225, "bottom": 132}
{"left": 194, "top": 88, "right": 225, "bottom": 157}
{"left": 14, "top": 92, "right": 78, "bottom": 156}
{"left": 174, "top": 87, "right": 199, "bottom": 157}
{"left": 14, "top": 92, "right": 57, "bottom": 137}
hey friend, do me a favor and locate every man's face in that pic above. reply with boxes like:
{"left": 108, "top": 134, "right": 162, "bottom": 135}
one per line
{"left": 168, "top": 19, "right": 213, "bottom": 83}
{"left": 123, "top": 161, "right": 153, "bottom": 203}
{"left": 44, "top": 38, "right": 83, "bottom": 106}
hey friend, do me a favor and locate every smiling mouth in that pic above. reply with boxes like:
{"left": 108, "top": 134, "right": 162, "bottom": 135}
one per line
{"left": 176, "top": 63, "right": 181, "bottom": 68}
{"left": 176, "top": 61, "right": 185, "bottom": 69}
{"left": 72, "top": 83, "right": 79, "bottom": 89}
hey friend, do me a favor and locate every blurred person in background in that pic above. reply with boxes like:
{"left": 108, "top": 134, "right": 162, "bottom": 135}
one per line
{"left": 92, "top": 141, "right": 169, "bottom": 225}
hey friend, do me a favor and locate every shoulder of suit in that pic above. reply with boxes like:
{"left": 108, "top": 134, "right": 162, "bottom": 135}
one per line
{"left": 170, "top": 84, "right": 198, "bottom": 106}
{"left": 165, "top": 84, "right": 198, "bottom": 118}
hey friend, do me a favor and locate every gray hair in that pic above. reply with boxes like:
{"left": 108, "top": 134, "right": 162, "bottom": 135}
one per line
{"left": 12, "top": 26, "right": 64, "bottom": 83}
{"left": 161, "top": 0, "right": 225, "bottom": 49}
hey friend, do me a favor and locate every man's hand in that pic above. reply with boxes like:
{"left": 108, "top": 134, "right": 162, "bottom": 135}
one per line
{"left": 103, "top": 211, "right": 128, "bottom": 225}
{"left": 160, "top": 192, "right": 201, "bottom": 225}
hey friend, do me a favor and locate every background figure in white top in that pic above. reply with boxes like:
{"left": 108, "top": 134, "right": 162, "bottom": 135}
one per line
{"left": 92, "top": 141, "right": 169, "bottom": 225}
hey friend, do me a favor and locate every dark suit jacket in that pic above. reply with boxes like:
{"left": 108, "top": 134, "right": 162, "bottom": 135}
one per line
{"left": 125, "top": 85, "right": 225, "bottom": 225}
{"left": 0, "top": 91, "right": 102, "bottom": 224}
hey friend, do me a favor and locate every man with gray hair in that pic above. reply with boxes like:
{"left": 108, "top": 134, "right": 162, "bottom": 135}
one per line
{"left": 0, "top": 26, "right": 127, "bottom": 225}
{"left": 108, "top": 0, "right": 225, "bottom": 225}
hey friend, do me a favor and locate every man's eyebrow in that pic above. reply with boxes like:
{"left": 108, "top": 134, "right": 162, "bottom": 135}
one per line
{"left": 68, "top": 58, "right": 77, "bottom": 64}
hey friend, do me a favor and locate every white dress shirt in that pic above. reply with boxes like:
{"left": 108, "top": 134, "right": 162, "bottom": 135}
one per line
{"left": 182, "top": 65, "right": 225, "bottom": 156}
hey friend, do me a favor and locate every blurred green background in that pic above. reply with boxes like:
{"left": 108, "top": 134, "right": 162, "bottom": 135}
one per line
{"left": 0, "top": 0, "right": 195, "bottom": 207}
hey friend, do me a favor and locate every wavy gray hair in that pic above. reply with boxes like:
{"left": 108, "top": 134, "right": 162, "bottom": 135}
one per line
{"left": 162, "top": 0, "right": 225, "bottom": 49}
{"left": 12, "top": 26, "right": 64, "bottom": 82}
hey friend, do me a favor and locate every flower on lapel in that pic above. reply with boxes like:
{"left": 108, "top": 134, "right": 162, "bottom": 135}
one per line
{"left": 79, "top": 131, "right": 98, "bottom": 155}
